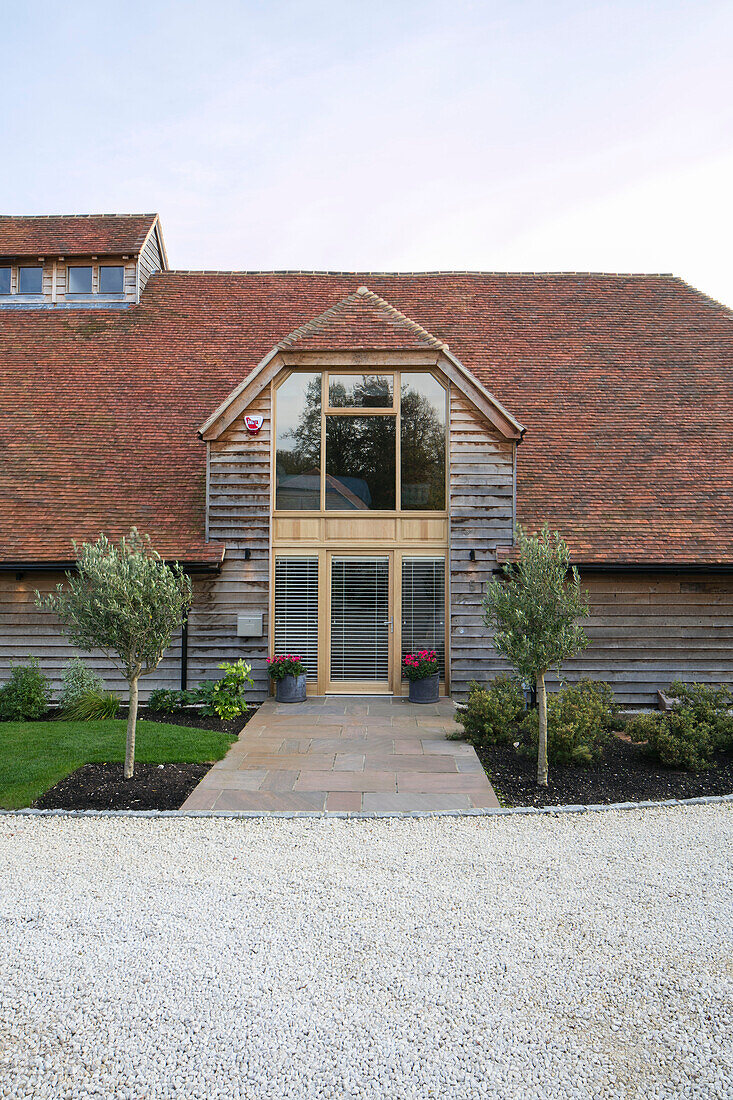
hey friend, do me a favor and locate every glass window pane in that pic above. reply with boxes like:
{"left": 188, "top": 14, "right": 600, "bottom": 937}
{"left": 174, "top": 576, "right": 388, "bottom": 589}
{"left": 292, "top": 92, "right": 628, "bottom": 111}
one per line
{"left": 99, "top": 265, "right": 124, "bottom": 293}
{"left": 401, "top": 373, "right": 446, "bottom": 510}
{"left": 326, "top": 416, "right": 396, "bottom": 510}
{"left": 275, "top": 373, "right": 322, "bottom": 510}
{"left": 68, "top": 266, "right": 93, "bottom": 294}
{"left": 328, "top": 374, "right": 393, "bottom": 408}
{"left": 18, "top": 267, "right": 42, "bottom": 294}
{"left": 0, "top": 267, "right": 10, "bottom": 294}
{"left": 402, "top": 557, "right": 446, "bottom": 677}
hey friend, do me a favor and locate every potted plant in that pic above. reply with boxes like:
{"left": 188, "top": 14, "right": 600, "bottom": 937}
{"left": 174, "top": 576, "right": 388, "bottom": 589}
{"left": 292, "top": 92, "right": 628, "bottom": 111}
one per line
{"left": 403, "top": 649, "right": 440, "bottom": 704}
{"left": 267, "top": 654, "right": 308, "bottom": 703}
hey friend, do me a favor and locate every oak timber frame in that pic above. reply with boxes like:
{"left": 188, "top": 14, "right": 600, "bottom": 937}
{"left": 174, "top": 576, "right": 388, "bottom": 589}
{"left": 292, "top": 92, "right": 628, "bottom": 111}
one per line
{"left": 269, "top": 358, "right": 451, "bottom": 696}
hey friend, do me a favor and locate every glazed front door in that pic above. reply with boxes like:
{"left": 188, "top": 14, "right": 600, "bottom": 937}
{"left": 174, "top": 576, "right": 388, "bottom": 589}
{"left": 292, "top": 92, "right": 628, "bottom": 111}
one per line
{"left": 327, "top": 554, "right": 393, "bottom": 694}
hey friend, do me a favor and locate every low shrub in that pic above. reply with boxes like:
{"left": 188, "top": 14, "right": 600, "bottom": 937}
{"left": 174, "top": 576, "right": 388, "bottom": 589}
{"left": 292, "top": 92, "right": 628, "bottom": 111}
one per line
{"left": 60, "top": 658, "right": 103, "bottom": 711}
{"left": 669, "top": 681, "right": 733, "bottom": 751}
{"left": 628, "top": 681, "right": 733, "bottom": 770}
{"left": 147, "top": 688, "right": 197, "bottom": 713}
{"left": 197, "top": 660, "right": 253, "bottom": 720}
{"left": 148, "top": 662, "right": 254, "bottom": 720}
{"left": 518, "top": 680, "right": 617, "bottom": 766}
{"left": 459, "top": 677, "right": 525, "bottom": 747}
{"left": 61, "top": 688, "right": 120, "bottom": 721}
{"left": 0, "top": 659, "right": 52, "bottom": 720}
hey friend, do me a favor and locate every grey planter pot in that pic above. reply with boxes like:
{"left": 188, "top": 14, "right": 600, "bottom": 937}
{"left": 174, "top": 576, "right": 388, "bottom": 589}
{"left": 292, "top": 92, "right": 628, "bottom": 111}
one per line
{"left": 408, "top": 673, "right": 440, "bottom": 704}
{"left": 275, "top": 673, "right": 307, "bottom": 703}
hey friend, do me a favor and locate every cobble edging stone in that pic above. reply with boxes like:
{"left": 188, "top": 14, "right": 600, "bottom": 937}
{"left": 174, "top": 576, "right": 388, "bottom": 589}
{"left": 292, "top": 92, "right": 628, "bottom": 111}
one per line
{"left": 2, "top": 791, "right": 731, "bottom": 820}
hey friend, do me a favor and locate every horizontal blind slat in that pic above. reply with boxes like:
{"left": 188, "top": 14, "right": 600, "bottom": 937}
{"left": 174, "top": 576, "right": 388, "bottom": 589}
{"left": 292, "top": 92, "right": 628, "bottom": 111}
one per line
{"left": 274, "top": 557, "right": 319, "bottom": 681}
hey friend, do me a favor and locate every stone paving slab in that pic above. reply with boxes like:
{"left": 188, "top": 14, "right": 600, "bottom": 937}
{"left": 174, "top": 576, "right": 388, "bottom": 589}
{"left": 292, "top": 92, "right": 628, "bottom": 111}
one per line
{"left": 181, "top": 696, "right": 498, "bottom": 812}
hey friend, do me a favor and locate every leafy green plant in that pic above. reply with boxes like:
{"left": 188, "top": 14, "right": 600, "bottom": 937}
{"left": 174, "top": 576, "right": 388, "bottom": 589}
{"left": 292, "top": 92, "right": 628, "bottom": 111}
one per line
{"left": 627, "top": 682, "right": 732, "bottom": 770}
{"left": 196, "top": 660, "right": 253, "bottom": 720}
{"left": 459, "top": 677, "right": 524, "bottom": 747}
{"left": 60, "top": 658, "right": 103, "bottom": 711}
{"left": 147, "top": 688, "right": 197, "bottom": 713}
{"left": 517, "top": 680, "right": 616, "bottom": 766}
{"left": 0, "top": 659, "right": 52, "bottom": 721}
{"left": 61, "top": 689, "right": 120, "bottom": 721}
{"left": 669, "top": 681, "right": 733, "bottom": 750}
{"left": 36, "top": 529, "right": 192, "bottom": 779}
{"left": 483, "top": 524, "right": 589, "bottom": 786}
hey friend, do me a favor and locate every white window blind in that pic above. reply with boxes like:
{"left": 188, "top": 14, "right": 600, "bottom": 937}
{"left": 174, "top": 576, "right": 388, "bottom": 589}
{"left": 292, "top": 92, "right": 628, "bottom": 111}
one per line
{"left": 401, "top": 557, "right": 446, "bottom": 677}
{"left": 330, "top": 557, "right": 390, "bottom": 682}
{"left": 274, "top": 557, "right": 319, "bottom": 681}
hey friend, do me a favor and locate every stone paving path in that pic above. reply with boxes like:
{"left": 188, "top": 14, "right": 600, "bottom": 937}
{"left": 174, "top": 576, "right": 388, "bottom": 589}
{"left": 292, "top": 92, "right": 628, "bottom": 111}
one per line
{"left": 181, "top": 696, "right": 498, "bottom": 812}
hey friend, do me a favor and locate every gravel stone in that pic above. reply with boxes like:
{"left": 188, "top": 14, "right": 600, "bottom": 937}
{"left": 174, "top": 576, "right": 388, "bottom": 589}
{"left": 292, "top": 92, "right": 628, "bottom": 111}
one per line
{"left": 0, "top": 806, "right": 731, "bottom": 1099}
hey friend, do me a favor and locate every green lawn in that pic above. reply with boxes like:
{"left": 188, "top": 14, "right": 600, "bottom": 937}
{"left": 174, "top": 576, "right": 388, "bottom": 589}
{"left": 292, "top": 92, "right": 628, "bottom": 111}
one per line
{"left": 0, "top": 719, "right": 236, "bottom": 809}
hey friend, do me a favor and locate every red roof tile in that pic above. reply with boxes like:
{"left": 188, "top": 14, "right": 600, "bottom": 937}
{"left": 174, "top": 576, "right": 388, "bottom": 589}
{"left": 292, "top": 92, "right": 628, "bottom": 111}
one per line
{"left": 0, "top": 214, "right": 159, "bottom": 257}
{"left": 1, "top": 271, "right": 731, "bottom": 565}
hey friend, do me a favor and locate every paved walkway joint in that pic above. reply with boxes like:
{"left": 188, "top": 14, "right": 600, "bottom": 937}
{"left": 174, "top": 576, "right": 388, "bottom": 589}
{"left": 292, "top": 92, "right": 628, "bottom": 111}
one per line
{"left": 182, "top": 696, "right": 499, "bottom": 812}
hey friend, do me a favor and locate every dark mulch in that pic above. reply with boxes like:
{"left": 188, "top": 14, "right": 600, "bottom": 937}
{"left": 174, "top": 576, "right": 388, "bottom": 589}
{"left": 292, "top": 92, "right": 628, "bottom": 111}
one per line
{"left": 33, "top": 762, "right": 212, "bottom": 811}
{"left": 127, "top": 706, "right": 257, "bottom": 737}
{"left": 476, "top": 735, "right": 733, "bottom": 807}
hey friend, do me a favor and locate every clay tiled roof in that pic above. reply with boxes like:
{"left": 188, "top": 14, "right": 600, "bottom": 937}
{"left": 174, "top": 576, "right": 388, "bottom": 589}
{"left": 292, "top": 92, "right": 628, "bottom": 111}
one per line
{"left": 0, "top": 214, "right": 159, "bottom": 257}
{"left": 277, "top": 286, "right": 448, "bottom": 350}
{"left": 1, "top": 270, "right": 732, "bottom": 565}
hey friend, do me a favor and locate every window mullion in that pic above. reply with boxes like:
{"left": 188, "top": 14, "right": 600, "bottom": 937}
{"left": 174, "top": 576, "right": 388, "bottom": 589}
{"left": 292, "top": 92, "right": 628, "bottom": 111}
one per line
{"left": 396, "top": 371, "right": 401, "bottom": 512}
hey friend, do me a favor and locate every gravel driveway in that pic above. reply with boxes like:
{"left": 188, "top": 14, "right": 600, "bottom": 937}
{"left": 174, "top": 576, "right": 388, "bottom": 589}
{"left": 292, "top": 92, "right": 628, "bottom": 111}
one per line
{"left": 1, "top": 806, "right": 731, "bottom": 1100}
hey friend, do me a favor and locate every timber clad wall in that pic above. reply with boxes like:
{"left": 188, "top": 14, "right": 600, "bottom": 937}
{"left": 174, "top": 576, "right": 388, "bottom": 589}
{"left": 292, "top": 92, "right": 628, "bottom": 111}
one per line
{"left": 448, "top": 387, "right": 515, "bottom": 699}
{"left": 0, "top": 572, "right": 183, "bottom": 697}
{"left": 478, "top": 572, "right": 733, "bottom": 707}
{"left": 198, "top": 388, "right": 271, "bottom": 697}
{"left": 561, "top": 573, "right": 733, "bottom": 706}
{"left": 137, "top": 228, "right": 164, "bottom": 294}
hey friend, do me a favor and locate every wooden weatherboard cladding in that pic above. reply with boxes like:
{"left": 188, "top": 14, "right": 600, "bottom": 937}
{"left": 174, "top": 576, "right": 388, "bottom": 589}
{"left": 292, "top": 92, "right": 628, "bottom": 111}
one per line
{"left": 448, "top": 387, "right": 515, "bottom": 699}
{"left": 477, "top": 572, "right": 733, "bottom": 708}
{"left": 203, "top": 387, "right": 272, "bottom": 697}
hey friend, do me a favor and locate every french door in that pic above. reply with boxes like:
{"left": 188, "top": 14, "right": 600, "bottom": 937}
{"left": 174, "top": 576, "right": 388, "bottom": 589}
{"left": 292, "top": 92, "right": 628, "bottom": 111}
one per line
{"left": 326, "top": 554, "right": 393, "bottom": 694}
{"left": 272, "top": 550, "right": 447, "bottom": 695}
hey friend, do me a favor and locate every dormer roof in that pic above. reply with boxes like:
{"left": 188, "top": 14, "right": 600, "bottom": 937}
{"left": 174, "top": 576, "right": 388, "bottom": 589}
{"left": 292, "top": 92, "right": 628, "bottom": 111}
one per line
{"left": 278, "top": 285, "right": 447, "bottom": 350}
{"left": 0, "top": 214, "right": 161, "bottom": 257}
{"left": 199, "top": 285, "right": 525, "bottom": 441}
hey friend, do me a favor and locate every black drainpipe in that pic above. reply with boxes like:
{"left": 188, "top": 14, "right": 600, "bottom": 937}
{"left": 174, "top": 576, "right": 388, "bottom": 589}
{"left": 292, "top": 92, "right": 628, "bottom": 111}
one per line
{"left": 180, "top": 616, "right": 189, "bottom": 691}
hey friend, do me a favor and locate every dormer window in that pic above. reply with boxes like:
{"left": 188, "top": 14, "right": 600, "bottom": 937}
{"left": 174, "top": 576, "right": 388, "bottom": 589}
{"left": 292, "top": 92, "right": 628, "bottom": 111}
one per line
{"left": 0, "top": 267, "right": 10, "bottom": 295}
{"left": 18, "top": 266, "right": 42, "bottom": 294}
{"left": 67, "top": 266, "right": 93, "bottom": 295}
{"left": 99, "top": 265, "right": 124, "bottom": 294}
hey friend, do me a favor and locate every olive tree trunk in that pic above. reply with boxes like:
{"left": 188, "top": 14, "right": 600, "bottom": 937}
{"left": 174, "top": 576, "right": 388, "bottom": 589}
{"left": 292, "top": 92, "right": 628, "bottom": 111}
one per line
{"left": 536, "top": 670, "right": 548, "bottom": 787}
{"left": 124, "top": 676, "right": 139, "bottom": 780}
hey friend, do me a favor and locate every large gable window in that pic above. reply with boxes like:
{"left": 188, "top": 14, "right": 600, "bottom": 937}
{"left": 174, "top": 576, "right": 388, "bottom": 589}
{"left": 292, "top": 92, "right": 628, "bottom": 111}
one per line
{"left": 275, "top": 371, "right": 446, "bottom": 513}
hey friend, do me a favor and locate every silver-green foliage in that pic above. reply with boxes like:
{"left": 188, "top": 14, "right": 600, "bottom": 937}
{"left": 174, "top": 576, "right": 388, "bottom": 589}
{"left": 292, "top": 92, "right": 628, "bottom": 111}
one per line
{"left": 37, "top": 530, "right": 192, "bottom": 777}
{"left": 483, "top": 525, "right": 589, "bottom": 681}
{"left": 60, "top": 658, "right": 104, "bottom": 710}
{"left": 483, "top": 525, "right": 590, "bottom": 785}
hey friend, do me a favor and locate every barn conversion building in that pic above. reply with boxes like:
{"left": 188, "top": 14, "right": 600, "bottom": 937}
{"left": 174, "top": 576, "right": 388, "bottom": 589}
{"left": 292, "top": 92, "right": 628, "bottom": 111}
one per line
{"left": 1, "top": 213, "right": 732, "bottom": 706}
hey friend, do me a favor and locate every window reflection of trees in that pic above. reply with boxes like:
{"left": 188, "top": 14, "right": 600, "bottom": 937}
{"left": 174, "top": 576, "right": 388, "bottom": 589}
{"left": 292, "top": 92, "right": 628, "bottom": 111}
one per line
{"left": 275, "top": 373, "right": 446, "bottom": 511}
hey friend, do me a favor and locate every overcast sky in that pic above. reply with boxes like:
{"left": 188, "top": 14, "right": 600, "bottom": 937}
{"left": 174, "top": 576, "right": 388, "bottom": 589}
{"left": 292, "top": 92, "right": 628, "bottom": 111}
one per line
{"left": 3, "top": 0, "right": 733, "bottom": 305}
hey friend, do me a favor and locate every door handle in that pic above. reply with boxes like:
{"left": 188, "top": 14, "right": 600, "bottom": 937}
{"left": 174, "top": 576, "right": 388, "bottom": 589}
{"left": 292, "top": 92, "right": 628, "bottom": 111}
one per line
{"left": 383, "top": 618, "right": 394, "bottom": 632}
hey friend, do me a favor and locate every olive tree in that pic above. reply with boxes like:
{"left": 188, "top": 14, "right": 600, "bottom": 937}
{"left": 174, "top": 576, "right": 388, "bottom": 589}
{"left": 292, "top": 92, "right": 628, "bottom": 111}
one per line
{"left": 483, "top": 525, "right": 589, "bottom": 786}
{"left": 37, "top": 530, "right": 192, "bottom": 779}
